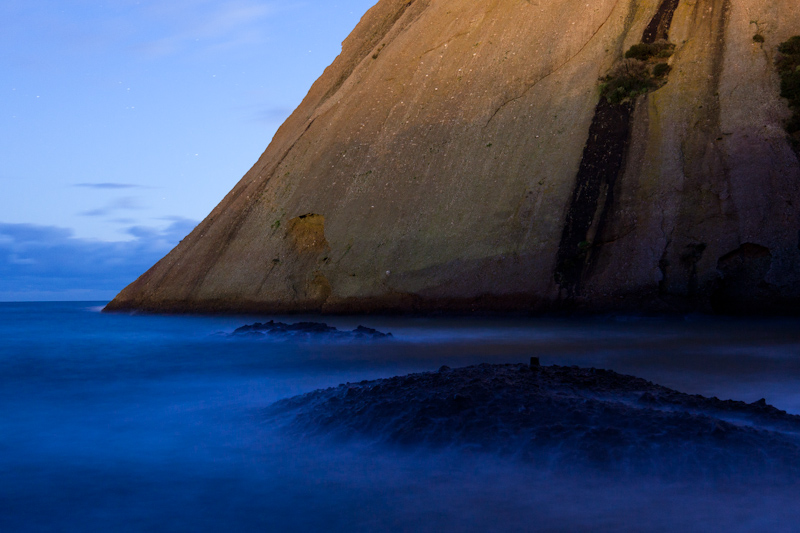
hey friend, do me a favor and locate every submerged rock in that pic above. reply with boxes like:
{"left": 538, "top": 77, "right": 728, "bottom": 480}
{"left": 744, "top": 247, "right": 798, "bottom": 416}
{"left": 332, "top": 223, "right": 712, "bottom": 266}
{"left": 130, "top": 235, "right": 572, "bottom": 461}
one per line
{"left": 268, "top": 364, "right": 800, "bottom": 478}
{"left": 230, "top": 320, "right": 392, "bottom": 339}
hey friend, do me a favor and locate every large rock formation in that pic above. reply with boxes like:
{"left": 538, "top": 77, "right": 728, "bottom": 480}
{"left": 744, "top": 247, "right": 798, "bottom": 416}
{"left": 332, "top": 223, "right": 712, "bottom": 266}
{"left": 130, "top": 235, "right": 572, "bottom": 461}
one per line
{"left": 106, "top": 0, "right": 800, "bottom": 315}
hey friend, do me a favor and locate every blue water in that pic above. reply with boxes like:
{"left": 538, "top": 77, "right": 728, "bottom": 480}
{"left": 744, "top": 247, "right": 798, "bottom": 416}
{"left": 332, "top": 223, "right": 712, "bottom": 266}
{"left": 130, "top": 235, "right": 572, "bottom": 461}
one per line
{"left": 3, "top": 302, "right": 800, "bottom": 532}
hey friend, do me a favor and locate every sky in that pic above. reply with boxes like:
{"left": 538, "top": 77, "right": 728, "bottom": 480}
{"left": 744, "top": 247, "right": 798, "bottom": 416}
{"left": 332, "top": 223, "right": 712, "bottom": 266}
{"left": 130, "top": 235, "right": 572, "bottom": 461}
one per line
{"left": 0, "top": 0, "right": 376, "bottom": 301}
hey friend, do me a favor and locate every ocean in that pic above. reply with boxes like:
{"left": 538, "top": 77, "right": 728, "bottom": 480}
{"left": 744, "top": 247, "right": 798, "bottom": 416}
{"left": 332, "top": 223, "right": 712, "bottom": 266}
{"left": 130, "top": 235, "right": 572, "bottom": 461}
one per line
{"left": 2, "top": 301, "right": 800, "bottom": 532}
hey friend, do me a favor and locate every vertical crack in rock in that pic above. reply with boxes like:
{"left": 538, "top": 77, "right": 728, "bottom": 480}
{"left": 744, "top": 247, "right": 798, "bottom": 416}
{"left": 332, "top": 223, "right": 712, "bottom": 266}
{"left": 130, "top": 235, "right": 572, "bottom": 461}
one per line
{"left": 668, "top": 0, "right": 731, "bottom": 304}
{"left": 555, "top": 0, "right": 680, "bottom": 300}
{"left": 680, "top": 243, "right": 707, "bottom": 297}
{"left": 554, "top": 99, "right": 634, "bottom": 298}
{"left": 641, "top": 0, "right": 680, "bottom": 44}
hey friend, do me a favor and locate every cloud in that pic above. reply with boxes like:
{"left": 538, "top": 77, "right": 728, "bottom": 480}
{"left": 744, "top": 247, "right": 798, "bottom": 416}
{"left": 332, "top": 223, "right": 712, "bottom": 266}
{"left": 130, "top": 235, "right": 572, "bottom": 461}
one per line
{"left": 136, "top": 1, "right": 282, "bottom": 58}
{"left": 0, "top": 218, "right": 197, "bottom": 301}
{"left": 1, "top": 0, "right": 290, "bottom": 69}
{"left": 74, "top": 182, "right": 144, "bottom": 189}
{"left": 79, "top": 196, "right": 143, "bottom": 217}
{"left": 255, "top": 106, "right": 292, "bottom": 124}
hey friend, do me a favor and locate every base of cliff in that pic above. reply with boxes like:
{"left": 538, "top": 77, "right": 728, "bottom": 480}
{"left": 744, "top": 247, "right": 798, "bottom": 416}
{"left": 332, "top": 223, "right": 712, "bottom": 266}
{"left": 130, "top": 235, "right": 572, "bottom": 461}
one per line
{"left": 103, "top": 290, "right": 800, "bottom": 316}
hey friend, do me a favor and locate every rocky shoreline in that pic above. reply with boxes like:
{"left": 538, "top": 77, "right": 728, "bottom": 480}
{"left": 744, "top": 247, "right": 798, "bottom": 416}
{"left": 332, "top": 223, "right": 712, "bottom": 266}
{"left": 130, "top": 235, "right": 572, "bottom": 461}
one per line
{"left": 268, "top": 363, "right": 800, "bottom": 479}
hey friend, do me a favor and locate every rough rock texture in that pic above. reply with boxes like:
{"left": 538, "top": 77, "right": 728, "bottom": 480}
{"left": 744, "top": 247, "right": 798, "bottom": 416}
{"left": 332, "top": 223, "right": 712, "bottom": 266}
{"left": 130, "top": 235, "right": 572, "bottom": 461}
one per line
{"left": 106, "top": 0, "right": 800, "bottom": 315}
{"left": 267, "top": 363, "right": 800, "bottom": 478}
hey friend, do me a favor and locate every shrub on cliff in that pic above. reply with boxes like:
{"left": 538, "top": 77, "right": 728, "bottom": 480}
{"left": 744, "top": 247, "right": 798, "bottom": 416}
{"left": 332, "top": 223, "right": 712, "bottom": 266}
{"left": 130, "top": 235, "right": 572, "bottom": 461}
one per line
{"left": 601, "top": 41, "right": 676, "bottom": 104}
{"left": 601, "top": 59, "right": 652, "bottom": 104}
{"left": 782, "top": 69, "right": 800, "bottom": 105}
{"left": 653, "top": 62, "right": 672, "bottom": 78}
{"left": 776, "top": 36, "right": 800, "bottom": 148}
{"left": 776, "top": 37, "right": 800, "bottom": 100}
{"left": 787, "top": 115, "right": 800, "bottom": 135}
{"left": 778, "top": 36, "right": 800, "bottom": 56}
{"left": 624, "top": 40, "right": 674, "bottom": 61}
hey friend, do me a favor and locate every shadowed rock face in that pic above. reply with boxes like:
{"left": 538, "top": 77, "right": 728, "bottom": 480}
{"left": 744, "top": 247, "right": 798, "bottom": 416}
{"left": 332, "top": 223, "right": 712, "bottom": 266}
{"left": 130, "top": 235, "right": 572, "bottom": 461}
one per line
{"left": 106, "top": 0, "right": 800, "bottom": 315}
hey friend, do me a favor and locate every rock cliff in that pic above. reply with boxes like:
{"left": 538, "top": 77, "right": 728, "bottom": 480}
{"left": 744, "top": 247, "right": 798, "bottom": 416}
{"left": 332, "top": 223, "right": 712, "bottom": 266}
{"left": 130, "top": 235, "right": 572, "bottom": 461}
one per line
{"left": 106, "top": 0, "right": 800, "bottom": 314}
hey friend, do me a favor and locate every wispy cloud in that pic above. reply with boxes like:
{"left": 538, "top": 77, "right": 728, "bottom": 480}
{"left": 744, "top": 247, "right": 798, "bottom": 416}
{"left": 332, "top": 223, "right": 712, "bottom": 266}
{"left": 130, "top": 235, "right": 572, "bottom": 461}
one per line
{"left": 79, "top": 196, "right": 143, "bottom": 217}
{"left": 136, "top": 1, "right": 282, "bottom": 58}
{"left": 0, "top": 218, "right": 197, "bottom": 301}
{"left": 2, "top": 0, "right": 292, "bottom": 67}
{"left": 255, "top": 106, "right": 292, "bottom": 124}
{"left": 74, "top": 182, "right": 145, "bottom": 190}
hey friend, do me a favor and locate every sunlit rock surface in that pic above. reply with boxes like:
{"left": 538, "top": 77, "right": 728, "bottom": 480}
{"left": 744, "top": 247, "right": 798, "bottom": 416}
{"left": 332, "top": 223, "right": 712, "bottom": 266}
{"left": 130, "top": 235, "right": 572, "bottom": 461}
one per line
{"left": 268, "top": 364, "right": 800, "bottom": 478}
{"left": 107, "top": 0, "right": 800, "bottom": 315}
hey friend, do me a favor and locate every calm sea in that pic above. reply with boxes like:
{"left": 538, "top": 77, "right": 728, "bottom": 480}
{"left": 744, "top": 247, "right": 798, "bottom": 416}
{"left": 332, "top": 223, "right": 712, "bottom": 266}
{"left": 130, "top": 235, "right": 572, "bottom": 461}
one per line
{"left": 2, "top": 301, "right": 800, "bottom": 532}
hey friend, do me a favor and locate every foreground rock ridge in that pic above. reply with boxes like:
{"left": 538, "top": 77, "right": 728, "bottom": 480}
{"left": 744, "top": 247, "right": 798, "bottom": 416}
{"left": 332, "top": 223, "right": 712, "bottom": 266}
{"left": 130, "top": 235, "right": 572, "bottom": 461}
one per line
{"left": 268, "top": 363, "right": 800, "bottom": 477}
{"left": 107, "top": 0, "right": 800, "bottom": 315}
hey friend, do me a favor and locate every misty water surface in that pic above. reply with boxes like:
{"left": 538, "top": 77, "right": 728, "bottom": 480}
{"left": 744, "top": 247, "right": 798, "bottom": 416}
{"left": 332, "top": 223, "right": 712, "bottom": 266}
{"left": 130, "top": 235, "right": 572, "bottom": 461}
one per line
{"left": 1, "top": 302, "right": 800, "bottom": 532}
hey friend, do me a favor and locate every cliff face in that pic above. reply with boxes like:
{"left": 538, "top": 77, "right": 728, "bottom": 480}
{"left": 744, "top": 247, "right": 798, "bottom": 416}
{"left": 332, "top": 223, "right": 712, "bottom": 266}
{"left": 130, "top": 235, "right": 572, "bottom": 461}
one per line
{"left": 106, "top": 0, "right": 800, "bottom": 314}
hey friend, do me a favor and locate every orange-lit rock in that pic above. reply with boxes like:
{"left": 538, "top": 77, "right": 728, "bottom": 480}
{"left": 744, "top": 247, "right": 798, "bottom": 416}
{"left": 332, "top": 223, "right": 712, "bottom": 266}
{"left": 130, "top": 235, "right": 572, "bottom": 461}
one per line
{"left": 106, "top": 0, "right": 800, "bottom": 314}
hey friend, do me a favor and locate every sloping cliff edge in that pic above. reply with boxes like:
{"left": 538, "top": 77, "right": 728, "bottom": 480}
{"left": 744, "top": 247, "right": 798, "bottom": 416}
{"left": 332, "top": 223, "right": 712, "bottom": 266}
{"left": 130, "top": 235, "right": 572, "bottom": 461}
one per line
{"left": 106, "top": 0, "right": 800, "bottom": 315}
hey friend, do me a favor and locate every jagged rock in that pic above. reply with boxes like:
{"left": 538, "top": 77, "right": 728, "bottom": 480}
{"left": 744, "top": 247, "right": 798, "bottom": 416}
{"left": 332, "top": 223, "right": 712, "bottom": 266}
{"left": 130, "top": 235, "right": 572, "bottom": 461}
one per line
{"left": 229, "top": 320, "right": 392, "bottom": 339}
{"left": 106, "top": 0, "right": 800, "bottom": 315}
{"left": 267, "top": 364, "right": 800, "bottom": 478}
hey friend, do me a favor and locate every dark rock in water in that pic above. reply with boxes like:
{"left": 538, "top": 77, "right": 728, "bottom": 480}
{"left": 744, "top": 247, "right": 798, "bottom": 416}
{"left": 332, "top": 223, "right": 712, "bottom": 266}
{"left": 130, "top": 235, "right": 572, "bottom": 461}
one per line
{"left": 267, "top": 364, "right": 800, "bottom": 479}
{"left": 230, "top": 320, "right": 392, "bottom": 339}
{"left": 351, "top": 325, "right": 392, "bottom": 339}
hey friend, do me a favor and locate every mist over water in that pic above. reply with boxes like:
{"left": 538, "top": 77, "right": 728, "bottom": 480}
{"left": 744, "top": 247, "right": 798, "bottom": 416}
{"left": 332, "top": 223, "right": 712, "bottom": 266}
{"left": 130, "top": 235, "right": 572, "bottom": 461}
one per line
{"left": 1, "top": 302, "right": 800, "bottom": 531}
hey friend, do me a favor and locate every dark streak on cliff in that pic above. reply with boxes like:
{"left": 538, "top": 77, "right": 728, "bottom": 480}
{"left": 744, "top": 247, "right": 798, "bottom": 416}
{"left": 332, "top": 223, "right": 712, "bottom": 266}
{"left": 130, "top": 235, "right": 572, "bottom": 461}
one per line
{"left": 555, "top": 98, "right": 634, "bottom": 298}
{"left": 663, "top": 0, "right": 732, "bottom": 304}
{"left": 555, "top": 0, "right": 680, "bottom": 302}
{"left": 642, "top": 0, "right": 680, "bottom": 44}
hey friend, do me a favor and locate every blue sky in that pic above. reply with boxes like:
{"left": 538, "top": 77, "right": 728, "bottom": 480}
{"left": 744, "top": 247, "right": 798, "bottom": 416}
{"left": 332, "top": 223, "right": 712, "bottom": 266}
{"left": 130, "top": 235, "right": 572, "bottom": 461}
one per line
{"left": 1, "top": 0, "right": 376, "bottom": 301}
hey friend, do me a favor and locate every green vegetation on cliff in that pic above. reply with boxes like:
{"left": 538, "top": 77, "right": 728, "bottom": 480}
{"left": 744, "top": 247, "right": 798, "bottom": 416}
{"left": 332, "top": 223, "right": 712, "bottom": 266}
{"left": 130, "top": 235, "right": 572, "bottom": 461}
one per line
{"left": 777, "top": 36, "right": 800, "bottom": 147}
{"left": 624, "top": 40, "right": 675, "bottom": 61}
{"left": 600, "top": 41, "right": 674, "bottom": 103}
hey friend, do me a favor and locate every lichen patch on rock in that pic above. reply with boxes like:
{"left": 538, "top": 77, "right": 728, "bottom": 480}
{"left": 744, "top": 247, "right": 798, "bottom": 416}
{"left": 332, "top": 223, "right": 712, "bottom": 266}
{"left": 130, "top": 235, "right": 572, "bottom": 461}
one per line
{"left": 287, "top": 214, "right": 329, "bottom": 254}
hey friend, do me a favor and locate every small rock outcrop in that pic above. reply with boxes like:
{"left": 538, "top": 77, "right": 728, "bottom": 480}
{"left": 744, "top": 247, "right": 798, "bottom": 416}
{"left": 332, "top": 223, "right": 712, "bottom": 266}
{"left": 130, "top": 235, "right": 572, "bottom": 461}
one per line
{"left": 230, "top": 320, "right": 392, "bottom": 340}
{"left": 268, "top": 364, "right": 800, "bottom": 478}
